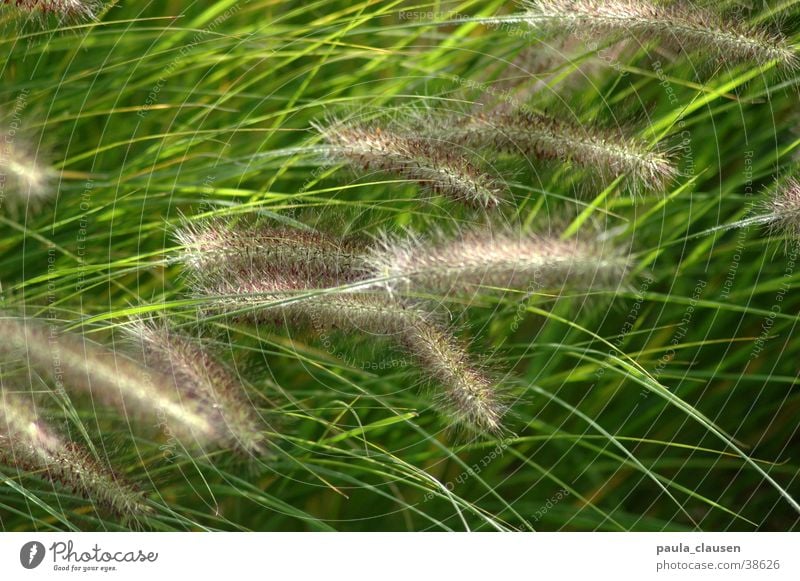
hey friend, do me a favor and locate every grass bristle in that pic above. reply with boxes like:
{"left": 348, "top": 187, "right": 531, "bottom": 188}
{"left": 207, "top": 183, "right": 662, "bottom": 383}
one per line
{"left": 316, "top": 121, "right": 506, "bottom": 208}
{"left": 402, "top": 323, "right": 507, "bottom": 434}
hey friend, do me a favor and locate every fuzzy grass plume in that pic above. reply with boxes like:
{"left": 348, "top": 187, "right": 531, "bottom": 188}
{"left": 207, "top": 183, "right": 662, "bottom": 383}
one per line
{"left": 0, "top": 388, "right": 147, "bottom": 517}
{"left": 0, "top": 135, "right": 53, "bottom": 211}
{"left": 189, "top": 270, "right": 507, "bottom": 434}
{"left": 0, "top": 315, "right": 242, "bottom": 451}
{"left": 426, "top": 108, "right": 676, "bottom": 192}
{"left": 175, "top": 218, "right": 366, "bottom": 287}
{"left": 762, "top": 177, "right": 800, "bottom": 241}
{"left": 316, "top": 121, "right": 506, "bottom": 208}
{"left": 515, "top": 0, "right": 797, "bottom": 68}
{"left": 401, "top": 322, "right": 506, "bottom": 433}
{"left": 127, "top": 318, "right": 268, "bottom": 455}
{"left": 367, "top": 228, "right": 629, "bottom": 297}
{"left": 697, "top": 178, "right": 800, "bottom": 247}
{"left": 1, "top": 0, "right": 99, "bottom": 20}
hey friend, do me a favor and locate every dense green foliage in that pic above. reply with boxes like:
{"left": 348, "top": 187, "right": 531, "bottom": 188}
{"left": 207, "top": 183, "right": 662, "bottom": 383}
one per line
{"left": 0, "top": 0, "right": 799, "bottom": 531}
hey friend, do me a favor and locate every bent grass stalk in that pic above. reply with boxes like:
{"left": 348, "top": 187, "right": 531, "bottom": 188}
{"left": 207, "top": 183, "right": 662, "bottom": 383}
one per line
{"left": 316, "top": 121, "right": 506, "bottom": 208}
{"left": 191, "top": 273, "right": 506, "bottom": 434}
{"left": 0, "top": 388, "right": 148, "bottom": 517}
{"left": 512, "top": 0, "right": 797, "bottom": 68}
{"left": 0, "top": 316, "right": 235, "bottom": 451}
{"left": 427, "top": 109, "right": 676, "bottom": 192}
{"left": 368, "top": 229, "right": 629, "bottom": 297}
{"left": 128, "top": 318, "right": 268, "bottom": 455}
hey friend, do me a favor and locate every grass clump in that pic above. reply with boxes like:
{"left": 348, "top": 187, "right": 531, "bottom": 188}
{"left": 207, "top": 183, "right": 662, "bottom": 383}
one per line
{"left": 1, "top": 0, "right": 799, "bottom": 533}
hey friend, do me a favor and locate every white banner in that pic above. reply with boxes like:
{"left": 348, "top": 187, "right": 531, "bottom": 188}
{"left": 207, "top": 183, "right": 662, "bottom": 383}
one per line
{"left": 0, "top": 533, "right": 796, "bottom": 579}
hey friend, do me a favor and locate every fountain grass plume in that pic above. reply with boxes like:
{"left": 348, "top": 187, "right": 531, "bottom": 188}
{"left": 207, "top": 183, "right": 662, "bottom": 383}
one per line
{"left": 316, "top": 120, "right": 506, "bottom": 208}
{"left": 0, "top": 135, "right": 54, "bottom": 212}
{"left": 191, "top": 270, "right": 439, "bottom": 337}
{"left": 191, "top": 272, "right": 507, "bottom": 434}
{"left": 366, "top": 227, "right": 630, "bottom": 297}
{"left": 425, "top": 108, "right": 676, "bottom": 193}
{"left": 686, "top": 177, "right": 800, "bottom": 250}
{"left": 0, "top": 315, "right": 236, "bottom": 451}
{"left": 515, "top": 0, "right": 797, "bottom": 69}
{"left": 175, "top": 218, "right": 367, "bottom": 287}
{"left": 762, "top": 178, "right": 800, "bottom": 242}
{"left": 127, "top": 318, "right": 267, "bottom": 455}
{"left": 1, "top": 0, "right": 100, "bottom": 20}
{"left": 0, "top": 388, "right": 148, "bottom": 518}
{"left": 401, "top": 322, "right": 507, "bottom": 433}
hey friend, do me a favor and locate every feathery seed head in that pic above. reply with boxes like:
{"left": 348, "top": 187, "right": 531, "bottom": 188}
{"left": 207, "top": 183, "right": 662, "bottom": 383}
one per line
{"left": 194, "top": 269, "right": 435, "bottom": 337}
{"left": 0, "top": 388, "right": 148, "bottom": 517}
{"left": 317, "top": 121, "right": 506, "bottom": 208}
{"left": 175, "top": 218, "right": 367, "bottom": 288}
{"left": 368, "top": 228, "right": 630, "bottom": 298}
{"left": 192, "top": 271, "right": 507, "bottom": 434}
{"left": 0, "top": 315, "right": 233, "bottom": 451}
{"left": 762, "top": 178, "right": 800, "bottom": 241}
{"left": 176, "top": 215, "right": 512, "bottom": 434}
{"left": 1, "top": 0, "right": 100, "bottom": 20}
{"left": 0, "top": 136, "right": 54, "bottom": 211}
{"left": 401, "top": 322, "right": 507, "bottom": 434}
{"left": 127, "top": 318, "right": 268, "bottom": 455}
{"left": 518, "top": 0, "right": 797, "bottom": 69}
{"left": 426, "top": 109, "right": 676, "bottom": 193}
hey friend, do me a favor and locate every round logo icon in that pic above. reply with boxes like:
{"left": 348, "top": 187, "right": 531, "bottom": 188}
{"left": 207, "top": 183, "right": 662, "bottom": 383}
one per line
{"left": 20, "top": 541, "right": 46, "bottom": 569}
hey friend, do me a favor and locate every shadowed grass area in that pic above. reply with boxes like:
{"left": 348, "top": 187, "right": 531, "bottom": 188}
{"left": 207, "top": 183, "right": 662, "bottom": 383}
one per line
{"left": 0, "top": 0, "right": 799, "bottom": 531}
